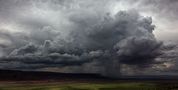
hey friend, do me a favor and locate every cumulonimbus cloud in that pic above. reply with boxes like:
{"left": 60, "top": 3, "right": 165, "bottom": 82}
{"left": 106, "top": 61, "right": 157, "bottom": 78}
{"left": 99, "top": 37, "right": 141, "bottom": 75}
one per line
{"left": 4, "top": 0, "right": 178, "bottom": 76}
{"left": 0, "top": 6, "right": 163, "bottom": 76}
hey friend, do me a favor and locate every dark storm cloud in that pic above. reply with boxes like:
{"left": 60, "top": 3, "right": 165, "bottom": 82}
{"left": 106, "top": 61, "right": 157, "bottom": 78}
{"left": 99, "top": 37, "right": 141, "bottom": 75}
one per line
{"left": 0, "top": 9, "right": 163, "bottom": 77}
{"left": 115, "top": 37, "right": 162, "bottom": 67}
{"left": 0, "top": 0, "right": 170, "bottom": 76}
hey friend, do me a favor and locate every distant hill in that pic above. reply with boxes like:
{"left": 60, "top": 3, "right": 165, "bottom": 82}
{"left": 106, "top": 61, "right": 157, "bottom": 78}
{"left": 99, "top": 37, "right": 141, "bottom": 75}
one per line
{"left": 0, "top": 69, "right": 108, "bottom": 81}
{"left": 0, "top": 69, "right": 177, "bottom": 81}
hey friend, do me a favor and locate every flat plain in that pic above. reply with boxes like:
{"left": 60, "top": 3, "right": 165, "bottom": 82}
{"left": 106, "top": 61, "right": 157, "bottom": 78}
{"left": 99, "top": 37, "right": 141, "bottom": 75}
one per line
{"left": 0, "top": 81, "right": 178, "bottom": 90}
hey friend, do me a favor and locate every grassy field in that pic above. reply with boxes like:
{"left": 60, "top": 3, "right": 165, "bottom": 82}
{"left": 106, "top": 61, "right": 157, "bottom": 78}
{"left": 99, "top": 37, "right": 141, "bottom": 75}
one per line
{"left": 0, "top": 82, "right": 178, "bottom": 90}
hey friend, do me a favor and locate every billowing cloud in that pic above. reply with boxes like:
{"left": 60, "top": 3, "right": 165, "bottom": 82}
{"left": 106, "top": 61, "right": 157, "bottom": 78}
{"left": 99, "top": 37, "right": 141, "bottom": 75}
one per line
{"left": 0, "top": 4, "right": 163, "bottom": 77}
{"left": 1, "top": 0, "right": 178, "bottom": 77}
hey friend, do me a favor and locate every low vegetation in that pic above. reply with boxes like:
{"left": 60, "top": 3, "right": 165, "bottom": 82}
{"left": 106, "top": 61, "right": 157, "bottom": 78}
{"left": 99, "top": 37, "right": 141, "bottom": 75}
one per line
{"left": 0, "top": 82, "right": 177, "bottom": 90}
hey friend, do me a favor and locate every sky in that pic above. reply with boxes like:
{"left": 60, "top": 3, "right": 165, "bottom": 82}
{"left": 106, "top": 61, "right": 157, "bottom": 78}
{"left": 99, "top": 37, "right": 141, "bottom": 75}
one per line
{"left": 0, "top": 0, "right": 178, "bottom": 77}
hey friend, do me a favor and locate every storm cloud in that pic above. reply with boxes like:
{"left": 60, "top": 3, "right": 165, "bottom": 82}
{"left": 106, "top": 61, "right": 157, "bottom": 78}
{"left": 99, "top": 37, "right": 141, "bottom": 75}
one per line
{"left": 0, "top": 0, "right": 176, "bottom": 76}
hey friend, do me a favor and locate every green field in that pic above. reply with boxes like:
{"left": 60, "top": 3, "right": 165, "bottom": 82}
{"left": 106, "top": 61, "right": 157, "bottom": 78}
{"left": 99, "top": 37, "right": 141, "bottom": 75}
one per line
{"left": 0, "top": 82, "right": 177, "bottom": 90}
